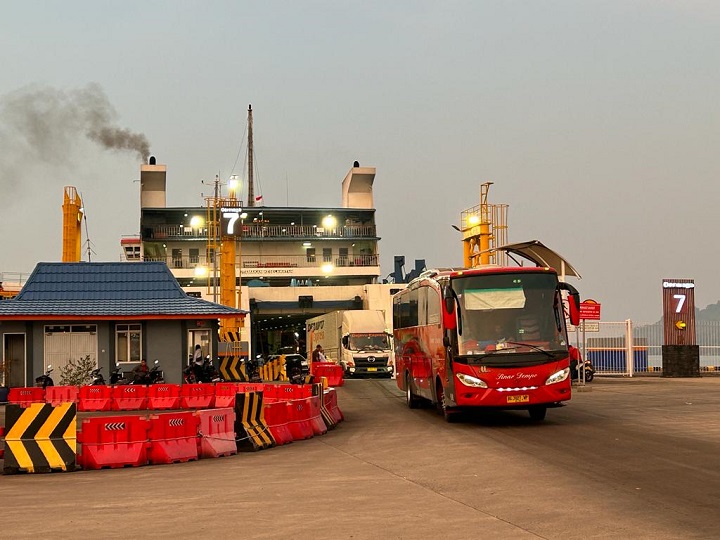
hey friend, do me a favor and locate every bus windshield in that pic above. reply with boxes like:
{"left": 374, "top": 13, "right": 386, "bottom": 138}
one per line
{"left": 452, "top": 272, "right": 567, "bottom": 356}
{"left": 348, "top": 333, "right": 390, "bottom": 351}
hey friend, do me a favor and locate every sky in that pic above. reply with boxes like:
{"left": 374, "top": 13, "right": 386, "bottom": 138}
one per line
{"left": 1, "top": 1, "right": 719, "bottom": 323}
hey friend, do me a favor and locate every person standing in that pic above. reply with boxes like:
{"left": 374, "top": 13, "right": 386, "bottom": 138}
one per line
{"left": 193, "top": 344, "right": 204, "bottom": 382}
{"left": 311, "top": 344, "right": 326, "bottom": 363}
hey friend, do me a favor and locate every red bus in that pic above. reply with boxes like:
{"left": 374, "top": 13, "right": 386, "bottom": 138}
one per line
{"left": 393, "top": 266, "right": 580, "bottom": 422}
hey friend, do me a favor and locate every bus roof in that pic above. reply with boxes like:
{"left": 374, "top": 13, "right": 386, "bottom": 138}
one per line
{"left": 411, "top": 265, "right": 558, "bottom": 285}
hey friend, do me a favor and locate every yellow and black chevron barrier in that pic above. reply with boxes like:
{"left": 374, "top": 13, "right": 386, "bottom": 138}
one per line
{"left": 259, "top": 356, "right": 284, "bottom": 381}
{"left": 220, "top": 330, "right": 242, "bottom": 343}
{"left": 312, "top": 383, "right": 336, "bottom": 430}
{"left": 220, "top": 356, "right": 249, "bottom": 382}
{"left": 234, "top": 392, "right": 274, "bottom": 451}
{"left": 3, "top": 402, "right": 77, "bottom": 474}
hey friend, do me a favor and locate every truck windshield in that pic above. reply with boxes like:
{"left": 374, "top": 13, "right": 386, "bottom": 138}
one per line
{"left": 452, "top": 272, "right": 567, "bottom": 356}
{"left": 348, "top": 333, "right": 390, "bottom": 351}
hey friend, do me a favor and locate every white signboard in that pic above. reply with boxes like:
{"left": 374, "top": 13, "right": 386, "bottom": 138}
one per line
{"left": 577, "top": 321, "right": 600, "bottom": 332}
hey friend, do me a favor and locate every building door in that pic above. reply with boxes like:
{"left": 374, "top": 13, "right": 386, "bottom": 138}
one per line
{"left": 44, "top": 325, "right": 98, "bottom": 379}
{"left": 3, "top": 333, "right": 26, "bottom": 387}
{"left": 188, "top": 329, "right": 211, "bottom": 363}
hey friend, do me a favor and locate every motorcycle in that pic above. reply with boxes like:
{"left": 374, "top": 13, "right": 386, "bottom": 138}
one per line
{"left": 90, "top": 367, "right": 106, "bottom": 385}
{"left": 131, "top": 360, "right": 164, "bottom": 385}
{"left": 286, "top": 355, "right": 312, "bottom": 385}
{"left": 110, "top": 363, "right": 129, "bottom": 385}
{"left": 182, "top": 362, "right": 197, "bottom": 384}
{"left": 244, "top": 355, "right": 263, "bottom": 383}
{"left": 187, "top": 356, "right": 223, "bottom": 383}
{"left": 35, "top": 365, "right": 54, "bottom": 389}
{"left": 571, "top": 358, "right": 595, "bottom": 383}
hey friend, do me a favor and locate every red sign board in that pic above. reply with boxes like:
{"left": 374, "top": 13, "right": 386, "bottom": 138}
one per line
{"left": 579, "top": 300, "right": 601, "bottom": 320}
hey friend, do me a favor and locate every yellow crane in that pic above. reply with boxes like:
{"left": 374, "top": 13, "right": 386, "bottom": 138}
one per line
{"left": 62, "top": 186, "right": 83, "bottom": 263}
{"left": 458, "top": 182, "right": 508, "bottom": 267}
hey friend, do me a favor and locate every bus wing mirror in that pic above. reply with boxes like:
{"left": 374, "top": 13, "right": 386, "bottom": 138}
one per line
{"left": 559, "top": 282, "right": 581, "bottom": 326}
{"left": 442, "top": 286, "right": 457, "bottom": 331}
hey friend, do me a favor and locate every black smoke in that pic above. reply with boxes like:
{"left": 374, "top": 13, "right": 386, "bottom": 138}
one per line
{"left": 0, "top": 83, "right": 150, "bottom": 165}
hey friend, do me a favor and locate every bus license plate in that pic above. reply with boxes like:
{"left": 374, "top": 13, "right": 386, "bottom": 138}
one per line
{"left": 507, "top": 395, "right": 529, "bottom": 403}
{"left": 367, "top": 367, "right": 377, "bottom": 372}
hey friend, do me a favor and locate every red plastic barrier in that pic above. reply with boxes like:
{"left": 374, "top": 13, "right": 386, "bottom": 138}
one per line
{"left": 325, "top": 388, "right": 344, "bottom": 423}
{"left": 263, "top": 401, "right": 293, "bottom": 445}
{"left": 112, "top": 385, "right": 148, "bottom": 411}
{"left": 307, "top": 396, "right": 328, "bottom": 436}
{"left": 213, "top": 383, "right": 241, "bottom": 408}
{"left": 147, "top": 384, "right": 181, "bottom": 410}
{"left": 77, "top": 415, "right": 149, "bottom": 469}
{"left": 45, "top": 385, "right": 80, "bottom": 406}
{"left": 196, "top": 408, "right": 237, "bottom": 458}
{"left": 313, "top": 363, "right": 344, "bottom": 387}
{"left": 148, "top": 411, "right": 199, "bottom": 464}
{"left": 7, "top": 387, "right": 45, "bottom": 407}
{"left": 264, "top": 383, "right": 313, "bottom": 402}
{"left": 286, "top": 399, "right": 314, "bottom": 441}
{"left": 236, "top": 383, "right": 265, "bottom": 394}
{"left": 180, "top": 384, "right": 215, "bottom": 409}
{"left": 78, "top": 385, "right": 113, "bottom": 411}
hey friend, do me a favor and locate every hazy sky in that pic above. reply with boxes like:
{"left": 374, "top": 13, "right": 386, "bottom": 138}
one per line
{"left": 1, "top": 1, "right": 719, "bottom": 323}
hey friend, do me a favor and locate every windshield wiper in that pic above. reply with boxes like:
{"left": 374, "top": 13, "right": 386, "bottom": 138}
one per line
{"left": 500, "top": 341, "right": 555, "bottom": 358}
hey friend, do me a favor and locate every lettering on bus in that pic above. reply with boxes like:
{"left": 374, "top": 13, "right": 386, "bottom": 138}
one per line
{"left": 497, "top": 372, "right": 539, "bottom": 381}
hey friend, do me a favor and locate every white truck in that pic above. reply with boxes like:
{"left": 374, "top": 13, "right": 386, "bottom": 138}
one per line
{"left": 306, "top": 310, "right": 393, "bottom": 378}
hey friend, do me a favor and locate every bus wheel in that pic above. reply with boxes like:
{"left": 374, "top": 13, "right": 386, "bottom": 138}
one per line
{"left": 436, "top": 381, "right": 461, "bottom": 423}
{"left": 528, "top": 406, "right": 547, "bottom": 422}
{"left": 406, "top": 374, "right": 420, "bottom": 409}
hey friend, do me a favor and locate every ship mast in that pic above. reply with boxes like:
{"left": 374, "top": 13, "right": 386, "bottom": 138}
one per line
{"left": 247, "top": 104, "right": 255, "bottom": 207}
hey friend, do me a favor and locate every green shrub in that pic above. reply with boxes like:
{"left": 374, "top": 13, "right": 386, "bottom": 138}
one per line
{"left": 59, "top": 354, "right": 96, "bottom": 386}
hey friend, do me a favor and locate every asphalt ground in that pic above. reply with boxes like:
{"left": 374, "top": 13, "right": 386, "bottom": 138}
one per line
{"left": 2, "top": 377, "right": 720, "bottom": 539}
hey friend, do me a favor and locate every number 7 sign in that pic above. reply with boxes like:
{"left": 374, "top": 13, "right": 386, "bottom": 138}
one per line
{"left": 662, "top": 279, "right": 695, "bottom": 345}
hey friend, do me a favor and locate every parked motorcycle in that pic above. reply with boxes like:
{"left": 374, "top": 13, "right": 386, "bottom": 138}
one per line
{"left": 245, "top": 355, "right": 263, "bottom": 383}
{"left": 90, "top": 367, "right": 106, "bottom": 385}
{"left": 131, "top": 360, "right": 164, "bottom": 385}
{"left": 182, "top": 362, "right": 197, "bottom": 384}
{"left": 286, "top": 355, "right": 312, "bottom": 385}
{"left": 110, "top": 363, "right": 129, "bottom": 385}
{"left": 571, "top": 358, "right": 595, "bottom": 383}
{"left": 35, "top": 365, "right": 54, "bottom": 389}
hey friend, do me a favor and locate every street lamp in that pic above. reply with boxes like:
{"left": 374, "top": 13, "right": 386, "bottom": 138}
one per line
{"left": 228, "top": 175, "right": 240, "bottom": 198}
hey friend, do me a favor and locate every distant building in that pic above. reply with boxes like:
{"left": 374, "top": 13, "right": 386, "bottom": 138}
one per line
{"left": 121, "top": 161, "right": 403, "bottom": 358}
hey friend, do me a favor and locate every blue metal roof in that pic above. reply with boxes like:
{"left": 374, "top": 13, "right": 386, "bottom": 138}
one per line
{"left": 0, "top": 262, "right": 247, "bottom": 319}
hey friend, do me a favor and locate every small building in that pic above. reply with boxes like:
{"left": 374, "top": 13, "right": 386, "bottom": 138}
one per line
{"left": 0, "top": 262, "right": 246, "bottom": 386}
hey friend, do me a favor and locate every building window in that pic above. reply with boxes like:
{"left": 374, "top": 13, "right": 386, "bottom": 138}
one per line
{"left": 306, "top": 248, "right": 316, "bottom": 263}
{"left": 323, "top": 248, "right": 332, "bottom": 262}
{"left": 172, "top": 248, "right": 183, "bottom": 268}
{"left": 338, "top": 247, "right": 348, "bottom": 266}
{"left": 116, "top": 324, "right": 142, "bottom": 363}
{"left": 189, "top": 248, "right": 199, "bottom": 264}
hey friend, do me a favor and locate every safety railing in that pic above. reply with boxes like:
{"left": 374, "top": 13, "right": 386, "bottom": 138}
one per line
{"left": 143, "top": 253, "right": 380, "bottom": 270}
{"left": 570, "top": 320, "right": 720, "bottom": 376}
{"left": 147, "top": 224, "right": 377, "bottom": 241}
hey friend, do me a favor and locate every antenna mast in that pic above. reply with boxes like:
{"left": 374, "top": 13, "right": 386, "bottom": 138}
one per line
{"left": 247, "top": 104, "right": 255, "bottom": 207}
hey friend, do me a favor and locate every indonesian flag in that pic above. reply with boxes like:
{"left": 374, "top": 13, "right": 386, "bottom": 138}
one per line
{"left": 255, "top": 195, "right": 263, "bottom": 204}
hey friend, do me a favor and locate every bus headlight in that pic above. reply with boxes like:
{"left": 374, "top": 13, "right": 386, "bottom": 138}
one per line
{"left": 456, "top": 373, "right": 488, "bottom": 388}
{"left": 545, "top": 368, "right": 570, "bottom": 385}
